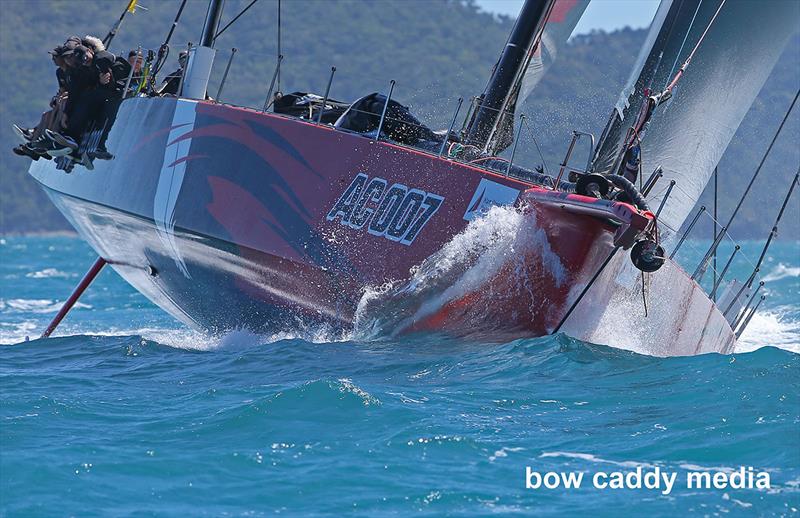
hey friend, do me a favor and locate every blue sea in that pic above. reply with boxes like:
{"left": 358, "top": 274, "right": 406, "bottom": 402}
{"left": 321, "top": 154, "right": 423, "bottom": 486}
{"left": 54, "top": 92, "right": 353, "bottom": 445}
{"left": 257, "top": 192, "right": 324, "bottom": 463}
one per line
{"left": 1, "top": 236, "right": 798, "bottom": 516}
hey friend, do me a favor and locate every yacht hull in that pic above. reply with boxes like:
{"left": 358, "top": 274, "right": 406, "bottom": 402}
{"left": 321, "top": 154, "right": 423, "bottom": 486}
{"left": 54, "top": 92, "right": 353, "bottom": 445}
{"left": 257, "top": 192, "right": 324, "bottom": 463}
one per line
{"left": 28, "top": 97, "right": 736, "bottom": 353}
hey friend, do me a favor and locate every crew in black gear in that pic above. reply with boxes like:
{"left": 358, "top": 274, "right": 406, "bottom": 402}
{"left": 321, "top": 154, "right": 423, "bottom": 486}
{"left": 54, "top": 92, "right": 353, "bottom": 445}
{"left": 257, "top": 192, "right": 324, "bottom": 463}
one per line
{"left": 157, "top": 50, "right": 187, "bottom": 96}
{"left": 53, "top": 44, "right": 131, "bottom": 155}
{"left": 12, "top": 41, "right": 76, "bottom": 160}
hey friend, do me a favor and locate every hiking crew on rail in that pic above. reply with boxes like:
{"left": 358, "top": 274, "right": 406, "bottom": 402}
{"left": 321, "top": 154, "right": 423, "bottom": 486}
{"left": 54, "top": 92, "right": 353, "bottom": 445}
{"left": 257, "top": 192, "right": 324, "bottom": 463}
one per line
{"left": 11, "top": 35, "right": 187, "bottom": 163}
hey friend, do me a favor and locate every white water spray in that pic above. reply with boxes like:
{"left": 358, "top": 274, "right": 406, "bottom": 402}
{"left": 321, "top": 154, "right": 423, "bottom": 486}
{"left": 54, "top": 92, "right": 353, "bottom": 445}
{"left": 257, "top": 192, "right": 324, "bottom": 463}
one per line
{"left": 353, "top": 205, "right": 566, "bottom": 340}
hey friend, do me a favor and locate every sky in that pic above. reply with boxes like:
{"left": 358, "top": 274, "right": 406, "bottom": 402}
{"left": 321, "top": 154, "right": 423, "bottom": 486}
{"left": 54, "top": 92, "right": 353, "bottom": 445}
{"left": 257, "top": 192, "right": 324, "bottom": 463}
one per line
{"left": 474, "top": 0, "right": 661, "bottom": 34}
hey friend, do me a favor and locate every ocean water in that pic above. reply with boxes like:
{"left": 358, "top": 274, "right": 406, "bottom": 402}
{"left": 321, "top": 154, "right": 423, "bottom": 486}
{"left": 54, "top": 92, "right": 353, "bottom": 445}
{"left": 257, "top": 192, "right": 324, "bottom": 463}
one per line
{"left": 1, "top": 236, "right": 798, "bottom": 516}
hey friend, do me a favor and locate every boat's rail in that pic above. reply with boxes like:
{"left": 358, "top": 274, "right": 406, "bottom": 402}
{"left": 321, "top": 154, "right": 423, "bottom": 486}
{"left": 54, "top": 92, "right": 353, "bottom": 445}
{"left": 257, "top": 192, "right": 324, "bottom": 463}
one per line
{"left": 122, "top": 45, "right": 583, "bottom": 193}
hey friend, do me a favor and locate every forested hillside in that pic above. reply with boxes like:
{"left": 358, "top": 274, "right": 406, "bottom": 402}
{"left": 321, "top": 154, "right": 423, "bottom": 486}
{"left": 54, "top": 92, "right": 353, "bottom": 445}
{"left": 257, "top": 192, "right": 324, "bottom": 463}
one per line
{"left": 1, "top": 0, "right": 797, "bottom": 239}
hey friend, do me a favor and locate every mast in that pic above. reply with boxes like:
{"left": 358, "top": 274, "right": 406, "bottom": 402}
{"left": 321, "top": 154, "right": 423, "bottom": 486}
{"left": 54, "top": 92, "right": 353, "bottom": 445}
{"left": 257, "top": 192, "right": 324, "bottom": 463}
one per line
{"left": 200, "top": 0, "right": 225, "bottom": 48}
{"left": 463, "top": 0, "right": 555, "bottom": 154}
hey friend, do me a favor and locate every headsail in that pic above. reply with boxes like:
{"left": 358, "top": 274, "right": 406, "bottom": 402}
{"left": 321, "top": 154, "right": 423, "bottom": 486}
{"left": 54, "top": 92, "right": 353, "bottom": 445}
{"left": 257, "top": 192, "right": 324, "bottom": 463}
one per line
{"left": 593, "top": 0, "right": 799, "bottom": 234}
{"left": 591, "top": 0, "right": 679, "bottom": 175}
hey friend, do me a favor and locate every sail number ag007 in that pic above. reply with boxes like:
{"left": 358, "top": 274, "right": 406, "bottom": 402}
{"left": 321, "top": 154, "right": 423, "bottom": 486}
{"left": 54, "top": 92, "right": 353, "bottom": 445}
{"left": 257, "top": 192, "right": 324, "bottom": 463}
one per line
{"left": 326, "top": 173, "right": 444, "bottom": 246}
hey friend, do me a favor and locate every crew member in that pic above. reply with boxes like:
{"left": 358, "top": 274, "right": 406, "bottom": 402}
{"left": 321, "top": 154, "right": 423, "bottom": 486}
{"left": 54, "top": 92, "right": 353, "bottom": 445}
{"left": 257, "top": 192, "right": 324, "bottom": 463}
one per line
{"left": 157, "top": 50, "right": 187, "bottom": 96}
{"left": 127, "top": 49, "right": 144, "bottom": 94}
{"left": 48, "top": 42, "right": 131, "bottom": 157}
{"left": 12, "top": 42, "right": 76, "bottom": 160}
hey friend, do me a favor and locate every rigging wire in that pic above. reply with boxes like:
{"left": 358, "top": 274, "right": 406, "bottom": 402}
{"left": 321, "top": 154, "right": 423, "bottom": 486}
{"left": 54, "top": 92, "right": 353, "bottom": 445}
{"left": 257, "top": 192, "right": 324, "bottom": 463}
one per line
{"left": 103, "top": 0, "right": 137, "bottom": 48}
{"left": 593, "top": 0, "right": 685, "bottom": 161}
{"left": 553, "top": 247, "right": 621, "bottom": 334}
{"left": 721, "top": 88, "right": 799, "bottom": 231}
{"left": 644, "top": 0, "right": 684, "bottom": 92}
{"left": 649, "top": 0, "right": 726, "bottom": 124}
{"left": 619, "top": 0, "right": 727, "bottom": 167}
{"left": 153, "top": 0, "right": 188, "bottom": 76}
{"left": 701, "top": 211, "right": 759, "bottom": 273}
{"left": 692, "top": 88, "right": 799, "bottom": 279}
{"left": 518, "top": 116, "right": 552, "bottom": 178}
{"left": 712, "top": 166, "right": 718, "bottom": 300}
{"left": 744, "top": 169, "right": 799, "bottom": 288}
{"left": 214, "top": 0, "right": 260, "bottom": 40}
{"left": 664, "top": 0, "right": 703, "bottom": 91}
{"left": 640, "top": 271, "right": 648, "bottom": 317}
{"left": 664, "top": 0, "right": 726, "bottom": 93}
{"left": 163, "top": 0, "right": 188, "bottom": 45}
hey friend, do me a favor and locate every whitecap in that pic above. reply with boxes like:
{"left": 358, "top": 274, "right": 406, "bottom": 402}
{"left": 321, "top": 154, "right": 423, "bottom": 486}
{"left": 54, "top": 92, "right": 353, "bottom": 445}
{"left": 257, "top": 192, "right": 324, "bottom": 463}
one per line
{"left": 489, "top": 446, "right": 525, "bottom": 462}
{"left": 678, "top": 463, "right": 736, "bottom": 473}
{"left": 736, "top": 307, "right": 800, "bottom": 354}
{"left": 335, "top": 378, "right": 380, "bottom": 405}
{"left": 0, "top": 298, "right": 91, "bottom": 314}
{"left": 25, "top": 268, "right": 74, "bottom": 279}
{"left": 761, "top": 263, "right": 800, "bottom": 283}
{"left": 21, "top": 322, "right": 351, "bottom": 351}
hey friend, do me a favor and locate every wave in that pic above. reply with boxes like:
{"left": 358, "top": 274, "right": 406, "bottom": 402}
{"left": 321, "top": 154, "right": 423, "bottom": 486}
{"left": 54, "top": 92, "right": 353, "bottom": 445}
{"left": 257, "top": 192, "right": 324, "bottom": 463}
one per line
{"left": 540, "top": 451, "right": 656, "bottom": 469}
{"left": 0, "top": 322, "right": 350, "bottom": 349}
{"left": 24, "top": 268, "right": 74, "bottom": 279}
{"left": 762, "top": 263, "right": 800, "bottom": 283}
{"left": 3, "top": 291, "right": 798, "bottom": 355}
{"left": 0, "top": 298, "right": 91, "bottom": 314}
{"left": 197, "top": 379, "right": 382, "bottom": 426}
{"left": 0, "top": 321, "right": 38, "bottom": 344}
{"left": 138, "top": 323, "right": 351, "bottom": 351}
{"left": 4, "top": 307, "right": 797, "bottom": 356}
{"left": 737, "top": 306, "right": 800, "bottom": 354}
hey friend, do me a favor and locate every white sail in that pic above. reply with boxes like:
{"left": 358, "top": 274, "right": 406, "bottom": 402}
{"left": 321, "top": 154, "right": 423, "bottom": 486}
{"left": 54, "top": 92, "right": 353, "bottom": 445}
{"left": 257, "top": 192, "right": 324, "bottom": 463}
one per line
{"left": 594, "top": 0, "right": 799, "bottom": 234}
{"left": 642, "top": 0, "right": 798, "bottom": 234}
{"left": 612, "top": 0, "right": 674, "bottom": 121}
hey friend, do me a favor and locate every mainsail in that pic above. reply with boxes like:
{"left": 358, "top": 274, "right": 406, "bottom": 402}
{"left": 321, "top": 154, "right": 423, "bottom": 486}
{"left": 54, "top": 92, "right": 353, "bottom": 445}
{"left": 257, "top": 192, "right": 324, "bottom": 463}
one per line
{"left": 517, "top": 0, "right": 590, "bottom": 107}
{"left": 593, "top": 0, "right": 799, "bottom": 234}
{"left": 465, "top": 0, "right": 589, "bottom": 154}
